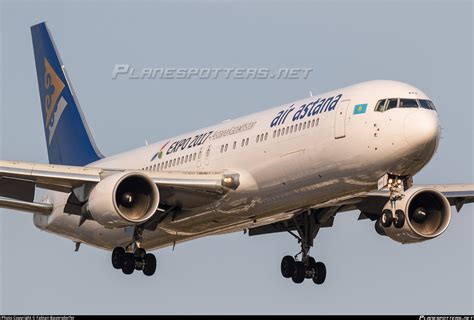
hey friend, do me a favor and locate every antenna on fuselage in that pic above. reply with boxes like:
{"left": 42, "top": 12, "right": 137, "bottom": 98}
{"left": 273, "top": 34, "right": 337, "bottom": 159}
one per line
{"left": 309, "top": 90, "right": 313, "bottom": 97}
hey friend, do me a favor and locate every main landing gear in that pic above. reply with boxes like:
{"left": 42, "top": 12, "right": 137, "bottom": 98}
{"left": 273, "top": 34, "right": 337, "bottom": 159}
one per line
{"left": 281, "top": 210, "right": 326, "bottom": 285}
{"left": 111, "top": 226, "right": 157, "bottom": 276}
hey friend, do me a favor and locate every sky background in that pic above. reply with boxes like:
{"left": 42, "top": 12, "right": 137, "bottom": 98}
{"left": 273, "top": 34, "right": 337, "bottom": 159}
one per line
{"left": 1, "top": 0, "right": 473, "bottom": 315}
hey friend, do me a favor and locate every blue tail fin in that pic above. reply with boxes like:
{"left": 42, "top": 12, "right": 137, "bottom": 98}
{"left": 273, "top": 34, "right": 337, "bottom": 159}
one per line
{"left": 31, "top": 22, "right": 103, "bottom": 166}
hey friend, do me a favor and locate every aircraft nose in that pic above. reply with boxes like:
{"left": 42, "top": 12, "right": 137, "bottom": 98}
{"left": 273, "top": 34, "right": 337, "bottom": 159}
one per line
{"left": 404, "top": 110, "right": 440, "bottom": 150}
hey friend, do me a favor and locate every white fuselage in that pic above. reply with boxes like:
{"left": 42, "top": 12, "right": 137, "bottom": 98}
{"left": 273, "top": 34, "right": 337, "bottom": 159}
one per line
{"left": 33, "top": 80, "right": 440, "bottom": 251}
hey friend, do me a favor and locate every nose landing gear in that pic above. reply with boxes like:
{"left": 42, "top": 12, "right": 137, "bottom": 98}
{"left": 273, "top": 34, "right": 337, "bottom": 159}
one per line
{"left": 376, "top": 176, "right": 409, "bottom": 231}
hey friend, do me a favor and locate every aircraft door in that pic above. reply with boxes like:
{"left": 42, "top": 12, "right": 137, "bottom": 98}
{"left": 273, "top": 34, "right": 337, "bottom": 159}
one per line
{"left": 197, "top": 147, "right": 203, "bottom": 168}
{"left": 204, "top": 145, "right": 211, "bottom": 166}
{"left": 334, "top": 99, "right": 350, "bottom": 139}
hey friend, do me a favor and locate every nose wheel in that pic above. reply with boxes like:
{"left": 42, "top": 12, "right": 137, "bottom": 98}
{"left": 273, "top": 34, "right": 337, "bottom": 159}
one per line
{"left": 281, "top": 210, "right": 327, "bottom": 285}
{"left": 377, "top": 208, "right": 406, "bottom": 231}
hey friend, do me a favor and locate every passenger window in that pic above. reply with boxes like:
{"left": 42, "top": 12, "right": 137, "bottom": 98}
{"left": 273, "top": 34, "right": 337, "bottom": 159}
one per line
{"left": 264, "top": 132, "right": 268, "bottom": 140}
{"left": 233, "top": 141, "right": 237, "bottom": 149}
{"left": 386, "top": 98, "right": 398, "bottom": 111}
{"left": 220, "top": 145, "right": 224, "bottom": 153}
{"left": 245, "top": 138, "right": 249, "bottom": 146}
{"left": 224, "top": 144, "right": 228, "bottom": 152}
{"left": 285, "top": 127, "right": 289, "bottom": 135}
{"left": 193, "top": 153, "right": 196, "bottom": 161}
{"left": 316, "top": 118, "right": 319, "bottom": 126}
{"left": 399, "top": 99, "right": 418, "bottom": 108}
{"left": 375, "top": 99, "right": 386, "bottom": 112}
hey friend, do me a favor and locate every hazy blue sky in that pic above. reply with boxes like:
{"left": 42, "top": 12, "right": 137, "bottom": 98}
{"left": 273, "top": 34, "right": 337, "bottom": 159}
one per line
{"left": 1, "top": 0, "right": 473, "bottom": 315}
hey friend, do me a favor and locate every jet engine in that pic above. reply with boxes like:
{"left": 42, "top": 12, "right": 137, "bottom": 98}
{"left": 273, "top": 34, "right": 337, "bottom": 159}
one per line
{"left": 86, "top": 172, "right": 160, "bottom": 228}
{"left": 376, "top": 187, "right": 451, "bottom": 243}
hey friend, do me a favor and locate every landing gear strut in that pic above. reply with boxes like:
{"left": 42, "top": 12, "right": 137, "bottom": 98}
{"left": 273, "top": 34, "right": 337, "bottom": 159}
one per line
{"left": 281, "top": 210, "right": 326, "bottom": 285}
{"left": 111, "top": 225, "right": 157, "bottom": 276}
{"left": 376, "top": 176, "right": 407, "bottom": 230}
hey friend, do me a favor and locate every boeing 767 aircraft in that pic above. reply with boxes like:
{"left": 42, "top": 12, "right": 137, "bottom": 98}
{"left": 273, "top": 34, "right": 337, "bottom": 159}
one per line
{"left": 1, "top": 22, "right": 472, "bottom": 284}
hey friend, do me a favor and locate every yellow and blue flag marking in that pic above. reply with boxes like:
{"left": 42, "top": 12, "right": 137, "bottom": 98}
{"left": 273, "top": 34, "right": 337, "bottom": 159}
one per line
{"left": 353, "top": 103, "right": 367, "bottom": 115}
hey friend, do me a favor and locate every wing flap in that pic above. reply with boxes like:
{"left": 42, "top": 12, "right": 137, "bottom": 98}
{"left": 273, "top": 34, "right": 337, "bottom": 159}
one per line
{"left": 0, "top": 177, "right": 35, "bottom": 201}
{"left": 0, "top": 160, "right": 102, "bottom": 192}
{"left": 0, "top": 196, "right": 52, "bottom": 215}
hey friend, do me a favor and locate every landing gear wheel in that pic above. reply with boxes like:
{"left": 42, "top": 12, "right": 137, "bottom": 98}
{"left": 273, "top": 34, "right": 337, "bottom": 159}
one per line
{"left": 122, "top": 252, "right": 135, "bottom": 275}
{"left": 375, "top": 219, "right": 387, "bottom": 236}
{"left": 292, "top": 261, "right": 305, "bottom": 284}
{"left": 312, "top": 262, "right": 326, "bottom": 285}
{"left": 308, "top": 256, "right": 317, "bottom": 269}
{"left": 281, "top": 255, "right": 296, "bottom": 278}
{"left": 112, "top": 247, "right": 125, "bottom": 269}
{"left": 381, "top": 209, "right": 393, "bottom": 228}
{"left": 393, "top": 210, "right": 405, "bottom": 228}
{"left": 143, "top": 253, "right": 157, "bottom": 276}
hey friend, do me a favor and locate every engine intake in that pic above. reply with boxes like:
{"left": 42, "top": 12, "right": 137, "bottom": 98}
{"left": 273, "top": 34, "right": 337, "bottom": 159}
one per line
{"left": 87, "top": 172, "right": 160, "bottom": 228}
{"left": 381, "top": 187, "right": 451, "bottom": 243}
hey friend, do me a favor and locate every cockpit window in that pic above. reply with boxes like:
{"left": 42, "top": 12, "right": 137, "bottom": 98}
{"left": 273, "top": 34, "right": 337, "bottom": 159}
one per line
{"left": 386, "top": 98, "right": 398, "bottom": 111}
{"left": 419, "top": 99, "right": 436, "bottom": 111}
{"left": 399, "top": 99, "right": 418, "bottom": 108}
{"left": 375, "top": 99, "right": 386, "bottom": 112}
{"left": 374, "top": 98, "right": 436, "bottom": 112}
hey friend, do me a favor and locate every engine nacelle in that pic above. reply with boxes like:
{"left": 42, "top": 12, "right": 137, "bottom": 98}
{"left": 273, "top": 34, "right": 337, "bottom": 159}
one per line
{"left": 381, "top": 187, "right": 451, "bottom": 243}
{"left": 87, "top": 172, "right": 159, "bottom": 228}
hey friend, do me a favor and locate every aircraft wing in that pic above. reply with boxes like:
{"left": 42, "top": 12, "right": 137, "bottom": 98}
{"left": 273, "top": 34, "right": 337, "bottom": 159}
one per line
{"left": 248, "top": 184, "right": 474, "bottom": 236}
{"left": 0, "top": 160, "right": 239, "bottom": 215}
{"left": 361, "top": 184, "right": 474, "bottom": 212}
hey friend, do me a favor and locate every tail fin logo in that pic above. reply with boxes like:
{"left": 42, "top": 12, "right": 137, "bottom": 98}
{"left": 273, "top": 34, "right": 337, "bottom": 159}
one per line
{"left": 44, "top": 58, "right": 68, "bottom": 145}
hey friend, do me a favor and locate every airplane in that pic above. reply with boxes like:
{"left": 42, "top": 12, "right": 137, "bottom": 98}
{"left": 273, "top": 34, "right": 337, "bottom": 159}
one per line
{"left": 1, "top": 21, "right": 473, "bottom": 285}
